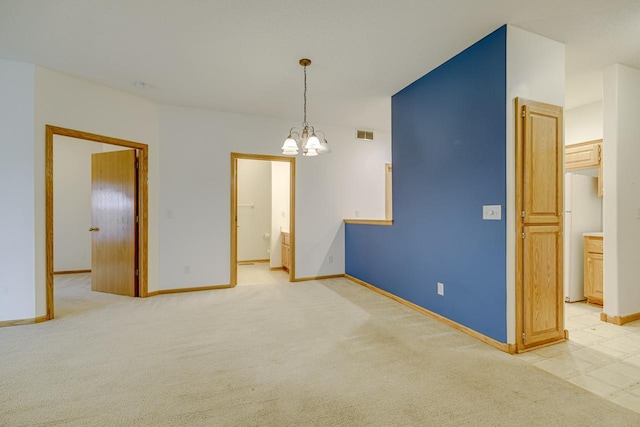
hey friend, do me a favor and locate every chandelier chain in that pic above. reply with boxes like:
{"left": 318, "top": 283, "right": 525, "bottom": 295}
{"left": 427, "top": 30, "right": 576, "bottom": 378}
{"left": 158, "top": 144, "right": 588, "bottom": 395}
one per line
{"left": 303, "top": 65, "right": 308, "bottom": 128}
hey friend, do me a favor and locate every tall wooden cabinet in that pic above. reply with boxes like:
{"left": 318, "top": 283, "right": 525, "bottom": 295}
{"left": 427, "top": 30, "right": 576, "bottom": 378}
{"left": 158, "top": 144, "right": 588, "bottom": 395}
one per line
{"left": 515, "top": 98, "right": 565, "bottom": 352}
{"left": 584, "top": 233, "right": 603, "bottom": 305}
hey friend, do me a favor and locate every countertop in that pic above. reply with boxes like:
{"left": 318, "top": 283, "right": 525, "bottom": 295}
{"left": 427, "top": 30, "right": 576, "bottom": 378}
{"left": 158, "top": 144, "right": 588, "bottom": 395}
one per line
{"left": 583, "top": 232, "right": 603, "bottom": 237}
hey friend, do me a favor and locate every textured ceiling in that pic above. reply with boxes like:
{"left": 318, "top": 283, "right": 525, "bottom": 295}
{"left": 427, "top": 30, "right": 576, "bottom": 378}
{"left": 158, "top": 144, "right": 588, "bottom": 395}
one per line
{"left": 1, "top": 0, "right": 639, "bottom": 131}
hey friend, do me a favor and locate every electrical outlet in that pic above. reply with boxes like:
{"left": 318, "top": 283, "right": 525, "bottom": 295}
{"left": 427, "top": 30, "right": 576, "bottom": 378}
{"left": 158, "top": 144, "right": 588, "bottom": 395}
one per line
{"left": 327, "top": 255, "right": 334, "bottom": 264}
{"left": 355, "top": 210, "right": 360, "bottom": 218}
{"left": 184, "top": 265, "right": 191, "bottom": 274}
{"left": 437, "top": 282, "right": 444, "bottom": 296}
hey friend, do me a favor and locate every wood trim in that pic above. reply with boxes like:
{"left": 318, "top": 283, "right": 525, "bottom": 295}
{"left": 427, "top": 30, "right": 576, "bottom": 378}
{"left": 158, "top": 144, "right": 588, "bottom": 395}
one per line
{"left": 138, "top": 146, "right": 149, "bottom": 297}
{"left": 600, "top": 311, "right": 640, "bottom": 326}
{"left": 147, "top": 284, "right": 231, "bottom": 296}
{"left": 230, "top": 153, "right": 295, "bottom": 286}
{"left": 345, "top": 274, "right": 515, "bottom": 354}
{"left": 46, "top": 125, "right": 149, "bottom": 320}
{"left": 515, "top": 333, "right": 568, "bottom": 353}
{"left": 54, "top": 270, "right": 91, "bottom": 275}
{"left": 270, "top": 267, "right": 285, "bottom": 271}
{"left": 565, "top": 139, "right": 603, "bottom": 149}
{"left": 237, "top": 259, "right": 269, "bottom": 264}
{"left": 230, "top": 155, "right": 237, "bottom": 287}
{"left": 46, "top": 125, "right": 54, "bottom": 320}
{"left": 292, "top": 274, "right": 345, "bottom": 282}
{"left": 0, "top": 315, "right": 48, "bottom": 328}
{"left": 343, "top": 219, "right": 394, "bottom": 226}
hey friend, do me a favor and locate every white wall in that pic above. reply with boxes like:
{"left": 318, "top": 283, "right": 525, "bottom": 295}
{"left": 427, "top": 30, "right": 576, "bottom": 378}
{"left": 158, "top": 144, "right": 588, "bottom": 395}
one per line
{"left": 2, "top": 62, "right": 390, "bottom": 319}
{"left": 34, "top": 67, "right": 160, "bottom": 315}
{"left": 0, "top": 59, "right": 36, "bottom": 321}
{"left": 603, "top": 64, "right": 640, "bottom": 317}
{"left": 565, "top": 101, "right": 603, "bottom": 146}
{"left": 53, "top": 136, "right": 103, "bottom": 271}
{"left": 506, "top": 25, "right": 565, "bottom": 343}
{"left": 237, "top": 159, "right": 272, "bottom": 261}
{"left": 270, "top": 162, "right": 290, "bottom": 269}
{"left": 158, "top": 104, "right": 391, "bottom": 289}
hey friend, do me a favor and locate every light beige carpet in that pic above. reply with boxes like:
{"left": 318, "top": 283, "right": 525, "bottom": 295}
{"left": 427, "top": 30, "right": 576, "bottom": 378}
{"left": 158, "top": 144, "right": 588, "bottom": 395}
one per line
{"left": 1, "top": 273, "right": 639, "bottom": 426}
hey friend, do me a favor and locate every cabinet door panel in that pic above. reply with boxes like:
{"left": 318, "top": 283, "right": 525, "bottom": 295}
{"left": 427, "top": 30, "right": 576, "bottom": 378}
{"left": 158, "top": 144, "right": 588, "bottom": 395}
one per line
{"left": 522, "top": 225, "right": 564, "bottom": 347}
{"left": 522, "top": 105, "right": 563, "bottom": 224}
{"left": 586, "top": 252, "right": 603, "bottom": 305}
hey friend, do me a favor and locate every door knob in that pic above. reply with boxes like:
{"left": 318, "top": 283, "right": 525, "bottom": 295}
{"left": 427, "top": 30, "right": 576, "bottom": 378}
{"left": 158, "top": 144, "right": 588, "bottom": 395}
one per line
{"left": 88, "top": 227, "right": 100, "bottom": 232}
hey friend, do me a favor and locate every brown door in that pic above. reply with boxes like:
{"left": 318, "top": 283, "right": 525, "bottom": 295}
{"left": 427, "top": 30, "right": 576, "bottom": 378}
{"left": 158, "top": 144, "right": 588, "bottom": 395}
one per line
{"left": 516, "top": 98, "right": 564, "bottom": 351}
{"left": 90, "top": 150, "right": 138, "bottom": 296}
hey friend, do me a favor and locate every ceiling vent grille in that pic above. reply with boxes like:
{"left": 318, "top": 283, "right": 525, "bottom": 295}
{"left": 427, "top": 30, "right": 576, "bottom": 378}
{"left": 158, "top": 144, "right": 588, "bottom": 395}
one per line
{"left": 356, "top": 129, "right": 374, "bottom": 141}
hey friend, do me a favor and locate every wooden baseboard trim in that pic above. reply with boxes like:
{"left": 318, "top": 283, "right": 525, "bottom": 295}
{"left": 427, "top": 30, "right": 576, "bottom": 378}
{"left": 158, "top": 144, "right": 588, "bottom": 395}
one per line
{"left": 147, "top": 284, "right": 231, "bottom": 296}
{"left": 54, "top": 269, "right": 91, "bottom": 275}
{"left": 601, "top": 311, "right": 640, "bottom": 325}
{"left": 343, "top": 219, "right": 393, "bottom": 226}
{"left": 270, "top": 267, "right": 285, "bottom": 271}
{"left": 0, "top": 314, "right": 48, "bottom": 328}
{"left": 292, "top": 274, "right": 345, "bottom": 282}
{"left": 345, "top": 274, "right": 515, "bottom": 354}
{"left": 238, "top": 259, "right": 269, "bottom": 264}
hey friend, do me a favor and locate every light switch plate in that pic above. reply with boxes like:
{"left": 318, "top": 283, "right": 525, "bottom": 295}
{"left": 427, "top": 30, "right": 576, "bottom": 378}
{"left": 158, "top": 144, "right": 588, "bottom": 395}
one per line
{"left": 483, "top": 205, "right": 502, "bottom": 220}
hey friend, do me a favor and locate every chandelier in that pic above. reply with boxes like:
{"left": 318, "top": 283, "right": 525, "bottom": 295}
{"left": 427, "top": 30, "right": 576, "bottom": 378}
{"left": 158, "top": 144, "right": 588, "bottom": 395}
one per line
{"left": 281, "top": 58, "right": 330, "bottom": 157}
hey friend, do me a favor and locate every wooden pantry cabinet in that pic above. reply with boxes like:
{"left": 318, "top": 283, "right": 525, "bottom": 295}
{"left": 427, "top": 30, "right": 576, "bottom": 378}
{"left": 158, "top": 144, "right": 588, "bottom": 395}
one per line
{"left": 584, "top": 234, "right": 603, "bottom": 305}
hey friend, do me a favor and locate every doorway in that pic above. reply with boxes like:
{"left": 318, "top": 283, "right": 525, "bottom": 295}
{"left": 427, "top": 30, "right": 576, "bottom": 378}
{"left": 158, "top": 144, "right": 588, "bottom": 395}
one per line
{"left": 230, "top": 153, "right": 295, "bottom": 287}
{"left": 45, "top": 125, "right": 149, "bottom": 320}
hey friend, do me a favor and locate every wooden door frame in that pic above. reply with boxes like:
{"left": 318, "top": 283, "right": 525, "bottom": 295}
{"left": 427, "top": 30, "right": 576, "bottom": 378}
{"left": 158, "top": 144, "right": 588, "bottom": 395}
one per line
{"left": 230, "top": 153, "right": 295, "bottom": 287}
{"left": 514, "top": 98, "right": 566, "bottom": 352}
{"left": 45, "top": 125, "right": 149, "bottom": 320}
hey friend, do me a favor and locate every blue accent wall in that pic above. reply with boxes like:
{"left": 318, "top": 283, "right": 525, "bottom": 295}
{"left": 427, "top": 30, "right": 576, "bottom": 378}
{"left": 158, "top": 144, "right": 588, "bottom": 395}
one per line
{"left": 346, "top": 26, "right": 507, "bottom": 342}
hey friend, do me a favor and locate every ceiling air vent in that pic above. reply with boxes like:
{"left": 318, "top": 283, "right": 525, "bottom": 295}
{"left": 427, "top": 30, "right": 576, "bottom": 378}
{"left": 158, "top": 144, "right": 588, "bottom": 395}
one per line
{"left": 356, "top": 129, "right": 374, "bottom": 141}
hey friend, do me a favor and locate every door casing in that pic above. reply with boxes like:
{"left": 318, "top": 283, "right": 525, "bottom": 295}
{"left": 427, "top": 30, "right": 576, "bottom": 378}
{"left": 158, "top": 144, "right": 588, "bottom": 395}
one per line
{"left": 46, "top": 125, "right": 149, "bottom": 320}
{"left": 230, "top": 153, "right": 295, "bottom": 287}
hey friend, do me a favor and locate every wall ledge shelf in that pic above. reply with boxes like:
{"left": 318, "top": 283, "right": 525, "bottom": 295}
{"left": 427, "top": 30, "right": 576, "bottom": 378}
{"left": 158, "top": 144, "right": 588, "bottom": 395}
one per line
{"left": 344, "top": 219, "right": 393, "bottom": 226}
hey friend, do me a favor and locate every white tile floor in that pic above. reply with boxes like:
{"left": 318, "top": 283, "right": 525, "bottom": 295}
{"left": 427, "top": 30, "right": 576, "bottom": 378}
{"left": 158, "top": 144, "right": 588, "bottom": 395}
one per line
{"left": 237, "top": 261, "right": 289, "bottom": 286}
{"left": 518, "top": 302, "right": 640, "bottom": 413}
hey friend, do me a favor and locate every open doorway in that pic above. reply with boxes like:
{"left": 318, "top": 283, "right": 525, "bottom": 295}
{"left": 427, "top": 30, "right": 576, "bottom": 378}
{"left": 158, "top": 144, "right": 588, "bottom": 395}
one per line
{"left": 230, "top": 153, "right": 295, "bottom": 287}
{"left": 45, "top": 126, "right": 149, "bottom": 320}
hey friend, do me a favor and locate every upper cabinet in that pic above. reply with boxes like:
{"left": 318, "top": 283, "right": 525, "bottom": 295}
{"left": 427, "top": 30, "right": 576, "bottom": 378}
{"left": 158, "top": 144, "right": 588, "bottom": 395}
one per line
{"left": 565, "top": 139, "right": 603, "bottom": 197}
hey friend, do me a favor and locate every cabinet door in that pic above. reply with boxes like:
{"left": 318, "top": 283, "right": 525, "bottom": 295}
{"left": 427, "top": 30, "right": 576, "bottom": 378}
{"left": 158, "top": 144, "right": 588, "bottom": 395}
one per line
{"left": 586, "top": 252, "right": 603, "bottom": 305}
{"left": 521, "top": 224, "right": 563, "bottom": 347}
{"left": 565, "top": 141, "right": 601, "bottom": 170}
{"left": 282, "top": 244, "right": 290, "bottom": 270}
{"left": 521, "top": 104, "right": 563, "bottom": 225}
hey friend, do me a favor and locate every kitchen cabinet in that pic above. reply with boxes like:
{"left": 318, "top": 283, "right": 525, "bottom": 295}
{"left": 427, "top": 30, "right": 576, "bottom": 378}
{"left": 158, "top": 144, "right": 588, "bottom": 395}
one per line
{"left": 565, "top": 139, "right": 603, "bottom": 197}
{"left": 281, "top": 232, "right": 290, "bottom": 272}
{"left": 584, "top": 233, "right": 603, "bottom": 305}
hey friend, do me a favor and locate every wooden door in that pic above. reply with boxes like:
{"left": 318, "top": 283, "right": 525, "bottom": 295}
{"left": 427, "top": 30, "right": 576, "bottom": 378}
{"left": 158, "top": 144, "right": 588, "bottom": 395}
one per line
{"left": 90, "top": 150, "right": 138, "bottom": 296}
{"left": 516, "top": 98, "right": 564, "bottom": 351}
